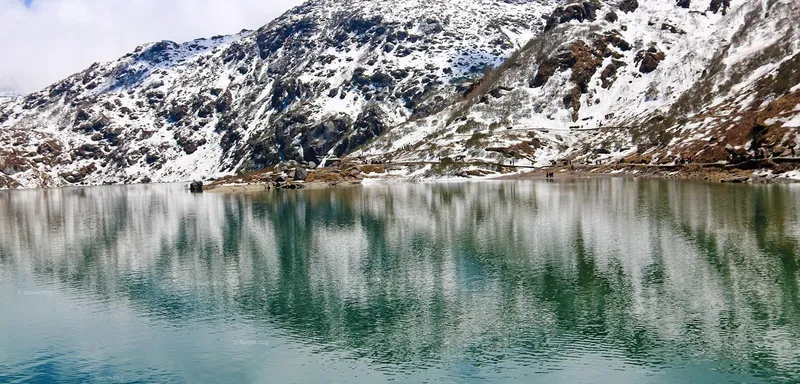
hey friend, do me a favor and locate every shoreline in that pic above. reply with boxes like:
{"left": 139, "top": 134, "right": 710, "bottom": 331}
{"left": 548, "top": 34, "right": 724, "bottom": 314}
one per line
{"left": 501, "top": 162, "right": 800, "bottom": 184}
{"left": 3, "top": 164, "right": 798, "bottom": 193}
{"left": 205, "top": 180, "right": 364, "bottom": 193}
{"left": 204, "top": 161, "right": 800, "bottom": 194}
{"left": 203, "top": 163, "right": 381, "bottom": 193}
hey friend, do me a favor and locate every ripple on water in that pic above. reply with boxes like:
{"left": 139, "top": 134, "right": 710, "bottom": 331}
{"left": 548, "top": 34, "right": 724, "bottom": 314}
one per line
{"left": 1, "top": 181, "right": 799, "bottom": 383}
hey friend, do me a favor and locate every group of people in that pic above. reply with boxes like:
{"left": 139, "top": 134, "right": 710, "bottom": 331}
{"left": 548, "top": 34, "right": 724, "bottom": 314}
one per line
{"left": 545, "top": 171, "right": 555, "bottom": 178}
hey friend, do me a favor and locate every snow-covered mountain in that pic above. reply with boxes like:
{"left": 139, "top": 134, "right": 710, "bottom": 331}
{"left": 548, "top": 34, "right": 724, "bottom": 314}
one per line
{"left": 363, "top": 0, "right": 800, "bottom": 169}
{"left": 1, "top": 0, "right": 799, "bottom": 188}
{"left": 0, "top": 89, "right": 19, "bottom": 102}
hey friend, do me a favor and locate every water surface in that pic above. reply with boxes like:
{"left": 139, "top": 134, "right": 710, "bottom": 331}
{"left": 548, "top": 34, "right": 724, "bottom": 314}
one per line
{"left": 1, "top": 179, "right": 799, "bottom": 383}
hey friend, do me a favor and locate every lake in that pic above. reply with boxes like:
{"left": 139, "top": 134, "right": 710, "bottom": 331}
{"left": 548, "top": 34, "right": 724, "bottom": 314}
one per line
{"left": 1, "top": 179, "right": 799, "bottom": 383}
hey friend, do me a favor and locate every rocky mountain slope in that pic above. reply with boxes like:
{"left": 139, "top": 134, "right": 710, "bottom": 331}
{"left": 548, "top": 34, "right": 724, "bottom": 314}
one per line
{"left": 362, "top": 0, "right": 800, "bottom": 173}
{"left": 1, "top": 0, "right": 799, "bottom": 188}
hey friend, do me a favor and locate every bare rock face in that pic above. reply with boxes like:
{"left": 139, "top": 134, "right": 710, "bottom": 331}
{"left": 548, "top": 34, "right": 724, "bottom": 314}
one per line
{"left": 709, "top": 0, "right": 731, "bottom": 14}
{"left": 532, "top": 31, "right": 632, "bottom": 120}
{"left": 619, "top": 0, "right": 639, "bottom": 13}
{"left": 334, "top": 106, "right": 389, "bottom": 156}
{"left": 600, "top": 59, "right": 627, "bottom": 88}
{"left": 635, "top": 47, "right": 666, "bottom": 73}
{"left": 661, "top": 23, "right": 685, "bottom": 35}
{"left": 293, "top": 167, "right": 308, "bottom": 181}
{"left": 189, "top": 181, "right": 203, "bottom": 192}
{"left": 544, "top": 1, "right": 603, "bottom": 31}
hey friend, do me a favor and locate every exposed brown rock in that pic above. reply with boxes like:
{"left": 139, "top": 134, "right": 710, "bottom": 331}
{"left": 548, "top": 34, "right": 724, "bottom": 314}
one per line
{"left": 60, "top": 163, "right": 97, "bottom": 183}
{"left": 532, "top": 40, "right": 602, "bottom": 88}
{"left": 532, "top": 40, "right": 606, "bottom": 120}
{"left": 568, "top": 41, "right": 604, "bottom": 94}
{"left": 544, "top": 1, "right": 603, "bottom": 31}
{"left": 635, "top": 47, "right": 666, "bottom": 73}
{"left": 486, "top": 141, "right": 539, "bottom": 159}
{"left": 0, "top": 174, "right": 21, "bottom": 189}
{"left": 0, "top": 154, "right": 28, "bottom": 175}
{"left": 600, "top": 60, "right": 627, "bottom": 88}
{"left": 592, "top": 30, "right": 631, "bottom": 57}
{"left": 71, "top": 144, "right": 103, "bottom": 160}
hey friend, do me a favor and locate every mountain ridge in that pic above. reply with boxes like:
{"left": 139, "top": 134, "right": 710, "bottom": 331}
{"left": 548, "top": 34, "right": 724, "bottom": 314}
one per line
{"left": 1, "top": 0, "right": 799, "bottom": 188}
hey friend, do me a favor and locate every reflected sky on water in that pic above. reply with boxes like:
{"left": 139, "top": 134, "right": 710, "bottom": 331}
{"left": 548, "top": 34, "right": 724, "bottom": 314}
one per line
{"left": 1, "top": 179, "right": 799, "bottom": 383}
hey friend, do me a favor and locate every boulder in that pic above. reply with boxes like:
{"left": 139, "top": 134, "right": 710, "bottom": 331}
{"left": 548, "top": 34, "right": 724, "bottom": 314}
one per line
{"left": 294, "top": 167, "right": 308, "bottom": 181}
{"left": 619, "top": 0, "right": 638, "bottom": 13}
{"left": 725, "top": 144, "right": 750, "bottom": 163}
{"left": 709, "top": 0, "right": 730, "bottom": 14}
{"left": 635, "top": 47, "right": 666, "bottom": 73}
{"left": 189, "top": 181, "right": 203, "bottom": 193}
{"left": 167, "top": 103, "right": 189, "bottom": 122}
{"left": 544, "top": 1, "right": 602, "bottom": 31}
{"left": 661, "top": 23, "right": 685, "bottom": 35}
{"left": 600, "top": 60, "right": 626, "bottom": 88}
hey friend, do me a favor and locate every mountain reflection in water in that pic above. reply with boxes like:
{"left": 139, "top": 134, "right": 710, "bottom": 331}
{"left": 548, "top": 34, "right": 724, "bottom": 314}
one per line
{"left": 1, "top": 179, "right": 799, "bottom": 383}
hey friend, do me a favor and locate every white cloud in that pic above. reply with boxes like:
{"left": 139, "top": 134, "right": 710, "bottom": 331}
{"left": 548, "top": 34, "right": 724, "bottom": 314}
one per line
{"left": 0, "top": 0, "right": 304, "bottom": 93}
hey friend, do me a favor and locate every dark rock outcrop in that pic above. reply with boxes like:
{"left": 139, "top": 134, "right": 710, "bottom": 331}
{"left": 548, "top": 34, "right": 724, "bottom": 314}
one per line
{"left": 600, "top": 60, "right": 627, "bottom": 88}
{"left": 531, "top": 40, "right": 603, "bottom": 92}
{"left": 619, "top": 0, "right": 639, "bottom": 13}
{"left": 544, "top": 1, "right": 602, "bottom": 31}
{"left": 189, "top": 181, "right": 203, "bottom": 193}
{"left": 293, "top": 167, "right": 308, "bottom": 181}
{"left": 635, "top": 47, "right": 666, "bottom": 73}
{"left": 270, "top": 78, "right": 308, "bottom": 112}
{"left": 255, "top": 18, "right": 316, "bottom": 59}
{"left": 531, "top": 40, "right": 604, "bottom": 120}
{"left": 168, "top": 103, "right": 189, "bottom": 122}
{"left": 215, "top": 90, "right": 233, "bottom": 113}
{"left": 709, "top": 0, "right": 730, "bottom": 14}
{"left": 661, "top": 23, "right": 685, "bottom": 35}
{"left": 334, "top": 106, "right": 389, "bottom": 156}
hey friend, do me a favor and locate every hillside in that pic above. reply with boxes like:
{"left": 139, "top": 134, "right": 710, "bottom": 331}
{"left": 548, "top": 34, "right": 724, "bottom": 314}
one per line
{"left": 1, "top": 0, "right": 799, "bottom": 188}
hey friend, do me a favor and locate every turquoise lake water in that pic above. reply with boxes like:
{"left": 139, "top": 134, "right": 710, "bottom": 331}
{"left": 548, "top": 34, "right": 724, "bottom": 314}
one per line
{"left": 1, "top": 179, "right": 799, "bottom": 383}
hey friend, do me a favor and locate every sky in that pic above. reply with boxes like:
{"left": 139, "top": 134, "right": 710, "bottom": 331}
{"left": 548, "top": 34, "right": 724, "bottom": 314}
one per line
{"left": 0, "top": 0, "right": 304, "bottom": 93}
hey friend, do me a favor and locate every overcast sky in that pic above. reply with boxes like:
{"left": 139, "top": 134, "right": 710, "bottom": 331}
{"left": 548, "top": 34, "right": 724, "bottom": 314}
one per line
{"left": 0, "top": 0, "right": 304, "bottom": 93}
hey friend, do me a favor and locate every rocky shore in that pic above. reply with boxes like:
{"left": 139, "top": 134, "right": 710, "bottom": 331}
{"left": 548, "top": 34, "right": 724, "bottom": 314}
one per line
{"left": 199, "top": 156, "right": 799, "bottom": 193}
{"left": 204, "top": 161, "right": 387, "bottom": 192}
{"left": 499, "top": 161, "right": 800, "bottom": 184}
